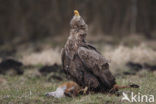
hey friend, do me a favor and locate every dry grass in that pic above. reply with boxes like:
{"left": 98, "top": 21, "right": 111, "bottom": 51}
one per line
{"left": 21, "top": 48, "right": 61, "bottom": 65}
{"left": 18, "top": 42, "right": 156, "bottom": 74}
{"left": 102, "top": 44, "right": 156, "bottom": 73}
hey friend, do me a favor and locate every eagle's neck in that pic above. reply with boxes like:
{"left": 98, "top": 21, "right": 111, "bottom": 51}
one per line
{"left": 64, "top": 29, "right": 86, "bottom": 59}
{"left": 68, "top": 29, "right": 86, "bottom": 45}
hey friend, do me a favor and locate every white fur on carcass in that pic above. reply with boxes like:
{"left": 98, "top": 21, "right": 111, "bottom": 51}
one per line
{"left": 46, "top": 86, "right": 66, "bottom": 98}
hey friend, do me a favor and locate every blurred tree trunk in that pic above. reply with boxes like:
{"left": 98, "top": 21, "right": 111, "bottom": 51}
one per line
{"left": 0, "top": 0, "right": 155, "bottom": 43}
{"left": 130, "top": 0, "right": 137, "bottom": 33}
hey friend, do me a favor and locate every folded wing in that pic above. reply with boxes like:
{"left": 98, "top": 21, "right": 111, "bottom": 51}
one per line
{"left": 78, "top": 45, "right": 116, "bottom": 89}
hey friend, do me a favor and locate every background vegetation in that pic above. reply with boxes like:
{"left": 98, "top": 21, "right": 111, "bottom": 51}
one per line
{"left": 0, "top": 0, "right": 156, "bottom": 42}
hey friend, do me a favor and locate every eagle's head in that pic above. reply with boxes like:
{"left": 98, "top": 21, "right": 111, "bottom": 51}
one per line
{"left": 70, "top": 10, "right": 86, "bottom": 29}
{"left": 74, "top": 10, "right": 79, "bottom": 16}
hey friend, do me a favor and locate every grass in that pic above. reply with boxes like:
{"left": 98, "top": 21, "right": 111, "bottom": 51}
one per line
{"left": 0, "top": 68, "right": 156, "bottom": 104}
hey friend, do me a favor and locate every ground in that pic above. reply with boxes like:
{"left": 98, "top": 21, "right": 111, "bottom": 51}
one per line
{"left": 0, "top": 70, "right": 156, "bottom": 104}
{"left": 0, "top": 35, "right": 156, "bottom": 104}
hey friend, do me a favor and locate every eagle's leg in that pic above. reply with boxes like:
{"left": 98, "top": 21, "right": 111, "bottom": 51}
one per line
{"left": 83, "top": 71, "right": 99, "bottom": 89}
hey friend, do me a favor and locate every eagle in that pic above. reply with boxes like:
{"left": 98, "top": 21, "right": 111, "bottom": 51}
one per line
{"left": 61, "top": 10, "right": 116, "bottom": 92}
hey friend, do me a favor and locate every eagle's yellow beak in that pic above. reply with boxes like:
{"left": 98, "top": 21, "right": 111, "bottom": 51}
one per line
{"left": 74, "top": 10, "right": 79, "bottom": 16}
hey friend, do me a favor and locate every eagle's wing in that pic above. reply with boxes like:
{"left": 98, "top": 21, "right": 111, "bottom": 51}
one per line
{"left": 61, "top": 48, "right": 70, "bottom": 75}
{"left": 61, "top": 48, "right": 65, "bottom": 70}
{"left": 78, "top": 45, "right": 116, "bottom": 89}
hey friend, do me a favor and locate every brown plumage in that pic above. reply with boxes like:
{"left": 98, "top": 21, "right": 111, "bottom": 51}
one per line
{"left": 61, "top": 10, "right": 116, "bottom": 92}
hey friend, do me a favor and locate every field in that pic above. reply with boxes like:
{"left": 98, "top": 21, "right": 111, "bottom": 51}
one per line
{"left": 0, "top": 35, "right": 156, "bottom": 104}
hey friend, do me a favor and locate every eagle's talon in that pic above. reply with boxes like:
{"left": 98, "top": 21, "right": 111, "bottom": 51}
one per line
{"left": 83, "top": 86, "right": 88, "bottom": 94}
